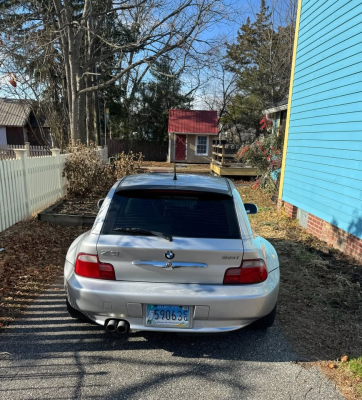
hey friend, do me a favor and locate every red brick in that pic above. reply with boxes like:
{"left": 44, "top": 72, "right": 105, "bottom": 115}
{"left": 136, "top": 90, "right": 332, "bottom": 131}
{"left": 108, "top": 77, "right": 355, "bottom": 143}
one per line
{"left": 284, "top": 206, "right": 362, "bottom": 262}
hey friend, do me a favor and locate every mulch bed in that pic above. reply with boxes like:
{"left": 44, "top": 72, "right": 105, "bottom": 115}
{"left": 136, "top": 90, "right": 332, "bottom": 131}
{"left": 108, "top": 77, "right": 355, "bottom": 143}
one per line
{"left": 52, "top": 197, "right": 100, "bottom": 216}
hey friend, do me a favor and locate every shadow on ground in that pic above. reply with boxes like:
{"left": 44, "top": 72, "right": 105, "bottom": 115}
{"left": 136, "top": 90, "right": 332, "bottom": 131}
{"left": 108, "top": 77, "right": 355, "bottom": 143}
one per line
{"left": 0, "top": 284, "right": 342, "bottom": 400}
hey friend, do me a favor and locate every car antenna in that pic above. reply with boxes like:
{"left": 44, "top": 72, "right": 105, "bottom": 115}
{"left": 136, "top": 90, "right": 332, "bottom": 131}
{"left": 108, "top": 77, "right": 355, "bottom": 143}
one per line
{"left": 173, "top": 161, "right": 177, "bottom": 180}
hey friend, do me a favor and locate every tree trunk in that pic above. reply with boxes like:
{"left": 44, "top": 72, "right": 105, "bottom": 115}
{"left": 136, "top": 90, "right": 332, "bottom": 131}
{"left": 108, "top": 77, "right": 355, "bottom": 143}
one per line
{"left": 86, "top": 86, "right": 93, "bottom": 146}
{"left": 70, "top": 92, "right": 80, "bottom": 142}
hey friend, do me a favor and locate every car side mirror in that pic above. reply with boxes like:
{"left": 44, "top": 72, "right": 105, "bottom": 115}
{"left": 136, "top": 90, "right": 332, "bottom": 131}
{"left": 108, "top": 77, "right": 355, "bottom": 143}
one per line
{"left": 244, "top": 203, "right": 258, "bottom": 214}
{"left": 97, "top": 198, "right": 105, "bottom": 209}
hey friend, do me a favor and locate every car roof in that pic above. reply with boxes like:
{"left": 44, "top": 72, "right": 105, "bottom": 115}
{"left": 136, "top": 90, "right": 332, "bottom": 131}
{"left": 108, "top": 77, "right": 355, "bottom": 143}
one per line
{"left": 117, "top": 173, "right": 232, "bottom": 195}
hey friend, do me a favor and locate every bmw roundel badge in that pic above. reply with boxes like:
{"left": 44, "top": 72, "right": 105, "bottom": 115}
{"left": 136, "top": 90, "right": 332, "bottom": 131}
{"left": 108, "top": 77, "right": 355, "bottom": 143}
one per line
{"left": 165, "top": 251, "right": 175, "bottom": 260}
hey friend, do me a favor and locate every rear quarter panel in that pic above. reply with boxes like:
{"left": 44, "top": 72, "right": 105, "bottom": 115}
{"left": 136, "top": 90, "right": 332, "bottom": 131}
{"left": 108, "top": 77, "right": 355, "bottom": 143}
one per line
{"left": 231, "top": 184, "right": 279, "bottom": 272}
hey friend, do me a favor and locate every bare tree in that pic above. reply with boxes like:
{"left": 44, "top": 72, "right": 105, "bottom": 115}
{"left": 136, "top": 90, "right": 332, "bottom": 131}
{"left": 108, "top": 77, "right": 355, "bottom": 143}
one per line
{"left": 1, "top": 0, "right": 232, "bottom": 142}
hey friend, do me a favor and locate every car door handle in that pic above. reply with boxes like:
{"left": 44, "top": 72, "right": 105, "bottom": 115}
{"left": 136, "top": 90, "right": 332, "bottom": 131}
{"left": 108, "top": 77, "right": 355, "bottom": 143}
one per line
{"left": 132, "top": 261, "right": 208, "bottom": 269}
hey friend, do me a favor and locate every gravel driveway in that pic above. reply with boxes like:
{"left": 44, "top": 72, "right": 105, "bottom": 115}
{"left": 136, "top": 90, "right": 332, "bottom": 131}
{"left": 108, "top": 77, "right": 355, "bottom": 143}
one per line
{"left": 0, "top": 283, "right": 343, "bottom": 400}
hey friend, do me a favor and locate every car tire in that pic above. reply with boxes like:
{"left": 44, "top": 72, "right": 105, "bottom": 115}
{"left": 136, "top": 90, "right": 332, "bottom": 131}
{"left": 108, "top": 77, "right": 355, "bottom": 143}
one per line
{"left": 66, "top": 299, "right": 89, "bottom": 322}
{"left": 249, "top": 304, "right": 277, "bottom": 330}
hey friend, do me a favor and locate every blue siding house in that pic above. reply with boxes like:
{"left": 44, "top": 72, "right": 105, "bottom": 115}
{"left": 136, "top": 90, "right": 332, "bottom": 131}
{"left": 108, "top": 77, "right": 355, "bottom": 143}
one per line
{"left": 279, "top": 0, "right": 362, "bottom": 261}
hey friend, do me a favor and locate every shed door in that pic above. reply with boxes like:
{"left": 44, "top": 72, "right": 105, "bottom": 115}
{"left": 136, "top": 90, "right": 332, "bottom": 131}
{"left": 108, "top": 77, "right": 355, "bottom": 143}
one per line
{"left": 175, "top": 134, "right": 186, "bottom": 161}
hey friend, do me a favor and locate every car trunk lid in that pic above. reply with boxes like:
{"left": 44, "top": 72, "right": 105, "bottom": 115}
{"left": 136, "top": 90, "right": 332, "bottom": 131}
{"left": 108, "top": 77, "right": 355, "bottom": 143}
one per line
{"left": 97, "top": 236, "right": 243, "bottom": 284}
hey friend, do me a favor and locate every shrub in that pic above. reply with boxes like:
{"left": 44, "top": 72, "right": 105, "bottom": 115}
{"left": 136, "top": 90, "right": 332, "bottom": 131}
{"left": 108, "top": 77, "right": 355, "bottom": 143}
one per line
{"left": 63, "top": 141, "right": 104, "bottom": 198}
{"left": 63, "top": 141, "right": 144, "bottom": 198}
{"left": 236, "top": 134, "right": 284, "bottom": 191}
{"left": 113, "top": 151, "right": 144, "bottom": 180}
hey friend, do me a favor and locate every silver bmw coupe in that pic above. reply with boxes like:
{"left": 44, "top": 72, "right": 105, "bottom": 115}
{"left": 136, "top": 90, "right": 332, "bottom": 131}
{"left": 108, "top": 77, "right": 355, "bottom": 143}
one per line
{"left": 64, "top": 173, "right": 279, "bottom": 333}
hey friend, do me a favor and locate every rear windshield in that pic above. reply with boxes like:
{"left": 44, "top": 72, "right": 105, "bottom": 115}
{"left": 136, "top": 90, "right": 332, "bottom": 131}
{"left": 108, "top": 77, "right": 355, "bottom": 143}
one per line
{"left": 102, "top": 190, "right": 241, "bottom": 239}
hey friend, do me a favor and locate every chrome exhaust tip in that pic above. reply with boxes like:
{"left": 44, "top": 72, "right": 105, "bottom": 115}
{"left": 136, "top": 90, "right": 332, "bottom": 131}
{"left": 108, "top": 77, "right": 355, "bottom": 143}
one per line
{"left": 105, "top": 319, "right": 118, "bottom": 332}
{"left": 117, "top": 320, "right": 130, "bottom": 334}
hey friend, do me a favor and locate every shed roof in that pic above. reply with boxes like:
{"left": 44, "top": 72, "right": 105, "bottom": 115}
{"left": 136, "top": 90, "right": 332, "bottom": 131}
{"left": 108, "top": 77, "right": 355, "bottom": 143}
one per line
{"left": 168, "top": 109, "right": 218, "bottom": 135}
{"left": 263, "top": 97, "right": 288, "bottom": 115}
{"left": 0, "top": 98, "right": 31, "bottom": 127}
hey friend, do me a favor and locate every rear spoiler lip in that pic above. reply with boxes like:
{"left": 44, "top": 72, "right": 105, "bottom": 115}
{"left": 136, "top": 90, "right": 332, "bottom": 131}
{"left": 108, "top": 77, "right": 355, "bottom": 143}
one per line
{"left": 115, "top": 185, "right": 233, "bottom": 197}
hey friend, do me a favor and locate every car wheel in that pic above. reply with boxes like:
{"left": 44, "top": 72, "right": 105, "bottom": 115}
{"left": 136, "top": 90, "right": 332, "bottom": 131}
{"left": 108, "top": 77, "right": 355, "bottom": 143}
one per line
{"left": 66, "top": 299, "right": 90, "bottom": 322}
{"left": 249, "top": 304, "right": 276, "bottom": 330}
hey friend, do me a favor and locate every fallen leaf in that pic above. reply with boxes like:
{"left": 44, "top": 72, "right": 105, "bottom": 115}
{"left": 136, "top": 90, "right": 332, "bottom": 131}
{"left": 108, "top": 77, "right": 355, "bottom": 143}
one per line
{"left": 341, "top": 355, "right": 348, "bottom": 363}
{"left": 328, "top": 363, "right": 337, "bottom": 369}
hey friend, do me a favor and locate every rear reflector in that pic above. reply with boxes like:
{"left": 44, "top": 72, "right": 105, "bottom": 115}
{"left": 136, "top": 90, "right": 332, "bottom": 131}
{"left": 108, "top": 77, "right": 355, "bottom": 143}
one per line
{"left": 75, "top": 253, "right": 115, "bottom": 280}
{"left": 223, "top": 259, "right": 268, "bottom": 284}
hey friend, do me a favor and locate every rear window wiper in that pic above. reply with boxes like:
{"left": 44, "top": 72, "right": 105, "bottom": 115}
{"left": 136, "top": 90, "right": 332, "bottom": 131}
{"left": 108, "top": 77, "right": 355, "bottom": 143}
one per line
{"left": 113, "top": 227, "right": 173, "bottom": 242}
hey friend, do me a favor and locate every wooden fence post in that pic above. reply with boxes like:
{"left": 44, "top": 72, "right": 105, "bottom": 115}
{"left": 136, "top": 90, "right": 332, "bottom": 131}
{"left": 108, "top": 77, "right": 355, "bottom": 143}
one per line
{"left": 13, "top": 148, "right": 31, "bottom": 216}
{"left": 51, "top": 148, "right": 62, "bottom": 198}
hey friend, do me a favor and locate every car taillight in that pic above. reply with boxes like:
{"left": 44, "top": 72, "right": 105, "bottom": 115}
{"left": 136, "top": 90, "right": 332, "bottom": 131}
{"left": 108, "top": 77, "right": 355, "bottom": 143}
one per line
{"left": 75, "top": 253, "right": 115, "bottom": 280}
{"left": 223, "top": 259, "right": 268, "bottom": 284}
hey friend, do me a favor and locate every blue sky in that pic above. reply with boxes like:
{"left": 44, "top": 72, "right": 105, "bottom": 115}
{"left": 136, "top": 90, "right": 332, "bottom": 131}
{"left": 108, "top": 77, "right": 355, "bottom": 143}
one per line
{"left": 201, "top": 0, "right": 261, "bottom": 43}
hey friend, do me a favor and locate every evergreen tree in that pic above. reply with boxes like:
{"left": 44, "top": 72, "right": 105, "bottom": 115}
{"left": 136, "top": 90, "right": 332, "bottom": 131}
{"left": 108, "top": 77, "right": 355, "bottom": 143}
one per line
{"left": 132, "top": 58, "right": 192, "bottom": 142}
{"left": 225, "top": 0, "right": 294, "bottom": 134}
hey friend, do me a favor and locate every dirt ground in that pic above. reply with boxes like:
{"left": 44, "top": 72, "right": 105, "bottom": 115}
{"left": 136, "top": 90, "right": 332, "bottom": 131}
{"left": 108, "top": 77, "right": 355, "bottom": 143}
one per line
{"left": 239, "top": 186, "right": 362, "bottom": 399}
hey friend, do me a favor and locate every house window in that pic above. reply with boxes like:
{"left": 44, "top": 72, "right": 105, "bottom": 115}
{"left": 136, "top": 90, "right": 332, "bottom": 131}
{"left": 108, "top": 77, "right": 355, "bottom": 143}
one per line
{"left": 196, "top": 136, "right": 208, "bottom": 155}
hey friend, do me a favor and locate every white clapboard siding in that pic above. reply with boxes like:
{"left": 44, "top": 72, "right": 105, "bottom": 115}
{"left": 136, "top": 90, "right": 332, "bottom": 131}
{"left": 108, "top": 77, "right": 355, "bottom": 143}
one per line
{"left": 0, "top": 146, "right": 107, "bottom": 232}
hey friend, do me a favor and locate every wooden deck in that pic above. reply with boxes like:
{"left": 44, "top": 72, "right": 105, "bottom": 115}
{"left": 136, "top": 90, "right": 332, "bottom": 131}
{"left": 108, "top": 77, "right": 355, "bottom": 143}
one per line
{"left": 210, "top": 162, "right": 258, "bottom": 177}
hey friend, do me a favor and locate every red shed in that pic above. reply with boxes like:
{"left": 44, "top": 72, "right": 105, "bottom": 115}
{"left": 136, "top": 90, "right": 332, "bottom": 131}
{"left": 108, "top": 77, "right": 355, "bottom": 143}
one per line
{"left": 167, "top": 109, "right": 218, "bottom": 163}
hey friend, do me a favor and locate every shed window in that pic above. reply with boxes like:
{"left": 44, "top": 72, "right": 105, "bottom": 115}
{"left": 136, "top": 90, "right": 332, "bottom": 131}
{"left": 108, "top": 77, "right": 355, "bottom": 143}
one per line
{"left": 196, "top": 136, "right": 208, "bottom": 155}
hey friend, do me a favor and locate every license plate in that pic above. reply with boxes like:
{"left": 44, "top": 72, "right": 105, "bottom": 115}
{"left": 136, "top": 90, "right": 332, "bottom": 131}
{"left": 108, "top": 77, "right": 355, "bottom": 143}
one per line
{"left": 146, "top": 304, "right": 191, "bottom": 328}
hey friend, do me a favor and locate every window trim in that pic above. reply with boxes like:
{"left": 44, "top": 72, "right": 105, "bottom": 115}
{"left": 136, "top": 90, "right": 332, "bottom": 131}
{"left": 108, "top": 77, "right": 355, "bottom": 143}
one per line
{"left": 195, "top": 135, "right": 209, "bottom": 156}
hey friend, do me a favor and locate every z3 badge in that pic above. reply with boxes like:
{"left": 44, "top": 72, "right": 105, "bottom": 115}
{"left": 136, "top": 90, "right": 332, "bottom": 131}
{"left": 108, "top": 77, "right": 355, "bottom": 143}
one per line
{"left": 100, "top": 250, "right": 119, "bottom": 256}
{"left": 222, "top": 256, "right": 240, "bottom": 260}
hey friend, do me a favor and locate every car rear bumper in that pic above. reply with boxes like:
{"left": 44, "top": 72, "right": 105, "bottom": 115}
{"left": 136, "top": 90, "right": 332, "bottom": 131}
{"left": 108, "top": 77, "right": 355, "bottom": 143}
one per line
{"left": 65, "top": 265, "right": 279, "bottom": 332}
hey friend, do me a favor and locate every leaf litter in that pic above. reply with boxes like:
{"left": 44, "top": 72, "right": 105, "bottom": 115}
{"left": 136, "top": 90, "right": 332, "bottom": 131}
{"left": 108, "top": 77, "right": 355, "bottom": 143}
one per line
{"left": 0, "top": 217, "right": 86, "bottom": 328}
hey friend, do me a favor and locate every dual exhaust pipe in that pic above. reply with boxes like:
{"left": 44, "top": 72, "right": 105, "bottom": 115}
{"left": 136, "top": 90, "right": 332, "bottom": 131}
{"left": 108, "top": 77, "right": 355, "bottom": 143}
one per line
{"left": 105, "top": 319, "right": 129, "bottom": 333}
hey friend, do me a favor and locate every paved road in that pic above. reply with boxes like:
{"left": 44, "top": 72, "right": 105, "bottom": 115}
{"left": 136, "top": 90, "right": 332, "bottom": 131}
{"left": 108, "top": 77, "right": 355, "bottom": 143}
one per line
{"left": 0, "top": 283, "right": 343, "bottom": 400}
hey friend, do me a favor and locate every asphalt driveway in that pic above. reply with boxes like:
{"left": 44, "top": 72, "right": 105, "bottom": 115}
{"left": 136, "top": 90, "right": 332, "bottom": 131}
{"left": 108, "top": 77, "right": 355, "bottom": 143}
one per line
{"left": 0, "top": 283, "right": 343, "bottom": 400}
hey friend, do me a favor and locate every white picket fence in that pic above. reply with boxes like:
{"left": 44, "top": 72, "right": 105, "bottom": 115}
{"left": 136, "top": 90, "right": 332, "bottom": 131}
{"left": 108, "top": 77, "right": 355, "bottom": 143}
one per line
{"left": 0, "top": 146, "right": 108, "bottom": 232}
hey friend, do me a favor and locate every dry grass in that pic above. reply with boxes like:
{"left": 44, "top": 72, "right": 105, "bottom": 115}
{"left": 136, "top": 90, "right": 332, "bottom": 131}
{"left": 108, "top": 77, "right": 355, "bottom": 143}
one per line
{"left": 239, "top": 186, "right": 362, "bottom": 399}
